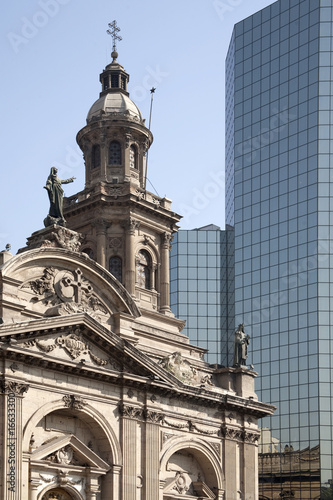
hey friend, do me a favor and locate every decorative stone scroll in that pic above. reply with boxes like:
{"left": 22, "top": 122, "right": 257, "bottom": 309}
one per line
{"left": 24, "top": 328, "right": 108, "bottom": 367}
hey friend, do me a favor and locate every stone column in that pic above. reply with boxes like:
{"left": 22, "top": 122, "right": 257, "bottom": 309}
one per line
{"left": 159, "top": 232, "right": 172, "bottom": 313}
{"left": 1, "top": 380, "right": 29, "bottom": 500}
{"left": 124, "top": 218, "right": 140, "bottom": 296}
{"left": 95, "top": 219, "right": 110, "bottom": 268}
{"left": 144, "top": 416, "right": 161, "bottom": 500}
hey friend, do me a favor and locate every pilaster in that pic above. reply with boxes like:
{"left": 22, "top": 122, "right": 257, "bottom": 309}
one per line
{"left": 144, "top": 418, "right": 160, "bottom": 500}
{"left": 121, "top": 414, "right": 137, "bottom": 500}
{"left": 0, "top": 380, "right": 29, "bottom": 500}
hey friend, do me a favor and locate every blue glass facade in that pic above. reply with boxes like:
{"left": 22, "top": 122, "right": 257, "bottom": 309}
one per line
{"left": 226, "top": 0, "right": 333, "bottom": 494}
{"left": 170, "top": 225, "right": 234, "bottom": 366}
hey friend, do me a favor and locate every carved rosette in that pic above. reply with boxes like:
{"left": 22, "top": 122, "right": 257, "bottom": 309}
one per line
{"left": 109, "top": 237, "right": 123, "bottom": 251}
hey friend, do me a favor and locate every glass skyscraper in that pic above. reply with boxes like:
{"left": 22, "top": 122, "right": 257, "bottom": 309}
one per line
{"left": 226, "top": 0, "right": 333, "bottom": 495}
{"left": 170, "top": 225, "right": 234, "bottom": 366}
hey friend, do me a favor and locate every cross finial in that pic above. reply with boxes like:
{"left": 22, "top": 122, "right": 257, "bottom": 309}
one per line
{"left": 107, "top": 20, "right": 122, "bottom": 52}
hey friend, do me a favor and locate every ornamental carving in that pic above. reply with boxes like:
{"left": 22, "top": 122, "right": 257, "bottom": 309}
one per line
{"left": 220, "top": 425, "right": 244, "bottom": 441}
{"left": 174, "top": 472, "right": 189, "bottom": 495}
{"left": 56, "top": 333, "right": 89, "bottom": 359}
{"left": 107, "top": 186, "right": 123, "bottom": 197}
{"left": 24, "top": 329, "right": 108, "bottom": 367}
{"left": 144, "top": 410, "right": 165, "bottom": 424}
{"left": 56, "top": 446, "right": 74, "bottom": 465}
{"left": 21, "top": 267, "right": 108, "bottom": 320}
{"left": 0, "top": 380, "right": 29, "bottom": 395}
{"left": 244, "top": 431, "right": 260, "bottom": 443}
{"left": 63, "top": 394, "right": 87, "bottom": 410}
{"left": 162, "top": 432, "right": 175, "bottom": 443}
{"left": 22, "top": 226, "right": 83, "bottom": 253}
{"left": 24, "top": 339, "right": 57, "bottom": 353}
{"left": 109, "top": 237, "right": 122, "bottom": 250}
{"left": 159, "top": 352, "right": 212, "bottom": 387}
{"left": 118, "top": 404, "right": 144, "bottom": 420}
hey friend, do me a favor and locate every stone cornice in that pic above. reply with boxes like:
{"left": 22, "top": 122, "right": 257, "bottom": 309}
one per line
{"left": 0, "top": 316, "right": 275, "bottom": 418}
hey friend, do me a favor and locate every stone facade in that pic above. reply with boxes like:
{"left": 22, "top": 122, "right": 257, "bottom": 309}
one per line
{"left": 0, "top": 44, "right": 274, "bottom": 500}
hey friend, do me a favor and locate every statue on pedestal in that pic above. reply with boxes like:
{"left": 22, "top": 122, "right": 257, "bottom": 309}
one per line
{"left": 44, "top": 167, "right": 75, "bottom": 227}
{"left": 233, "top": 323, "right": 250, "bottom": 367}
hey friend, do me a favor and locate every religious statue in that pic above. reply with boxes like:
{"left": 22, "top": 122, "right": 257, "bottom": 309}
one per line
{"left": 233, "top": 323, "right": 250, "bottom": 367}
{"left": 44, "top": 167, "right": 75, "bottom": 227}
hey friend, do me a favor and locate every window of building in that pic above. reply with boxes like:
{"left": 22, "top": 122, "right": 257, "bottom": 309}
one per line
{"left": 111, "top": 74, "right": 119, "bottom": 88}
{"left": 129, "top": 145, "right": 138, "bottom": 169}
{"left": 137, "top": 250, "right": 151, "bottom": 289}
{"left": 103, "top": 76, "right": 109, "bottom": 90}
{"left": 91, "top": 144, "right": 101, "bottom": 169}
{"left": 109, "top": 141, "right": 122, "bottom": 165}
{"left": 109, "top": 256, "right": 122, "bottom": 282}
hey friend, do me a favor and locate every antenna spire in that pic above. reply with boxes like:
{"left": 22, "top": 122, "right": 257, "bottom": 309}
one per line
{"left": 107, "top": 20, "right": 122, "bottom": 56}
{"left": 144, "top": 87, "right": 156, "bottom": 190}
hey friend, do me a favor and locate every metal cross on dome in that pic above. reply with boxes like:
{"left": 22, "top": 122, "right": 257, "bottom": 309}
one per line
{"left": 107, "top": 20, "right": 122, "bottom": 52}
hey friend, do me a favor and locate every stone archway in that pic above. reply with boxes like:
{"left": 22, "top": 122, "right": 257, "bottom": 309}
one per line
{"left": 160, "top": 437, "right": 224, "bottom": 500}
{"left": 41, "top": 488, "right": 76, "bottom": 500}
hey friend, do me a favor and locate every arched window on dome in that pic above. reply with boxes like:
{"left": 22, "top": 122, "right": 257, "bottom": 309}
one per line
{"left": 109, "top": 256, "right": 122, "bottom": 283}
{"left": 91, "top": 145, "right": 101, "bottom": 169}
{"left": 109, "top": 141, "right": 122, "bottom": 165}
{"left": 129, "top": 145, "right": 138, "bottom": 170}
{"left": 137, "top": 250, "right": 151, "bottom": 289}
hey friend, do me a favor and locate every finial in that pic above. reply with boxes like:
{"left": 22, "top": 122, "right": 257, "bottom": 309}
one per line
{"left": 107, "top": 20, "right": 122, "bottom": 61}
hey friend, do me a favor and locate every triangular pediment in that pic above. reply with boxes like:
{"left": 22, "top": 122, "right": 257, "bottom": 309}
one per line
{"left": 31, "top": 434, "right": 109, "bottom": 471}
{"left": 163, "top": 475, "right": 215, "bottom": 500}
{"left": 0, "top": 314, "right": 183, "bottom": 387}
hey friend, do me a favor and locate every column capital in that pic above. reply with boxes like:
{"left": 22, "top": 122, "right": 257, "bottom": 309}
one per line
{"left": 123, "top": 217, "right": 140, "bottom": 235}
{"left": 0, "top": 379, "right": 29, "bottom": 396}
{"left": 92, "top": 218, "right": 111, "bottom": 233}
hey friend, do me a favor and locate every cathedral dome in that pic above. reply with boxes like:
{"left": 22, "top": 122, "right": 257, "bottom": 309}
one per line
{"left": 87, "top": 92, "right": 143, "bottom": 123}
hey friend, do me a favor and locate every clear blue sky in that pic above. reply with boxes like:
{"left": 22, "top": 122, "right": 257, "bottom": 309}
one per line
{"left": 1, "top": 0, "right": 274, "bottom": 254}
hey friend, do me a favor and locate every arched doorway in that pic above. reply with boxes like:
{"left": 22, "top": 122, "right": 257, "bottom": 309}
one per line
{"left": 41, "top": 488, "right": 75, "bottom": 500}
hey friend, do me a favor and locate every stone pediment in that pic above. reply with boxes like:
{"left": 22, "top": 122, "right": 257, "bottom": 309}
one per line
{"left": 0, "top": 248, "right": 140, "bottom": 325}
{"left": 0, "top": 315, "right": 185, "bottom": 386}
{"left": 163, "top": 474, "right": 215, "bottom": 500}
{"left": 31, "top": 434, "right": 109, "bottom": 471}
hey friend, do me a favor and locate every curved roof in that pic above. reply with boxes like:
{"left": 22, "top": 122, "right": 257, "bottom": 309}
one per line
{"left": 87, "top": 92, "right": 143, "bottom": 123}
